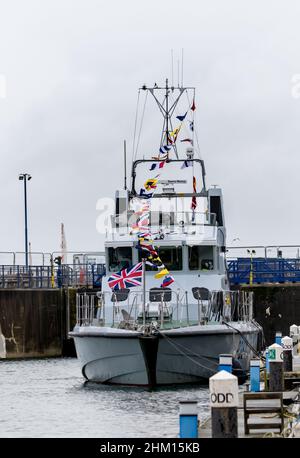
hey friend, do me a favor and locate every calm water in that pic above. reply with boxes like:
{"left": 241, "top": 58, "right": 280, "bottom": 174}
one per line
{"left": 0, "top": 358, "right": 209, "bottom": 438}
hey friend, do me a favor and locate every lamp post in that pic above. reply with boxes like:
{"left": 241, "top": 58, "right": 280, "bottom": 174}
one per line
{"left": 247, "top": 249, "right": 256, "bottom": 286}
{"left": 19, "top": 173, "right": 32, "bottom": 269}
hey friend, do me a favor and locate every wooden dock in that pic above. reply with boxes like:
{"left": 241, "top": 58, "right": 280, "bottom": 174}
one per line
{"left": 200, "top": 390, "right": 298, "bottom": 438}
{"left": 200, "top": 356, "right": 300, "bottom": 438}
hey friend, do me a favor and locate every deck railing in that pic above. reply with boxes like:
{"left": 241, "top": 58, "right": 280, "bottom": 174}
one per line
{"left": 112, "top": 211, "right": 217, "bottom": 233}
{"left": 75, "top": 289, "right": 253, "bottom": 328}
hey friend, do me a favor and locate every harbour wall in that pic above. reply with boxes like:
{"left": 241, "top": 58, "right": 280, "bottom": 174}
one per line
{"left": 1, "top": 284, "right": 300, "bottom": 358}
{"left": 241, "top": 284, "right": 300, "bottom": 346}
{"left": 0, "top": 288, "right": 77, "bottom": 358}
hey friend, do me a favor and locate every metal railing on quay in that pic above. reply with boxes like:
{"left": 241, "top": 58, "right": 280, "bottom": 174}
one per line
{"left": 0, "top": 263, "right": 106, "bottom": 289}
{"left": 227, "top": 257, "right": 300, "bottom": 285}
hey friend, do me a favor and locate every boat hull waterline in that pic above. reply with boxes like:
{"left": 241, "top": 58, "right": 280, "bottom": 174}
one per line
{"left": 70, "top": 323, "right": 259, "bottom": 387}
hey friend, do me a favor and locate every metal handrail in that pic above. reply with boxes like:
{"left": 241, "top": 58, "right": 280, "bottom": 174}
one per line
{"left": 0, "top": 251, "right": 105, "bottom": 266}
{"left": 227, "top": 245, "right": 300, "bottom": 259}
{"left": 76, "top": 289, "right": 253, "bottom": 327}
{"left": 0, "top": 263, "right": 106, "bottom": 289}
{"left": 112, "top": 210, "right": 217, "bottom": 231}
{"left": 227, "top": 257, "right": 300, "bottom": 285}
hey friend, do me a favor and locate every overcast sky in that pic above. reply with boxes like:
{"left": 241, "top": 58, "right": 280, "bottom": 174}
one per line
{"left": 1, "top": 0, "right": 300, "bottom": 262}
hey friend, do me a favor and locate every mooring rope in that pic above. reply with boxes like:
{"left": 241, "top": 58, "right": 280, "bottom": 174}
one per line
{"left": 157, "top": 329, "right": 217, "bottom": 374}
{"left": 222, "top": 320, "right": 263, "bottom": 359}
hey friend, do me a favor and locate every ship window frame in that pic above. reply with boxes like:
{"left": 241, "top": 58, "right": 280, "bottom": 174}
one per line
{"left": 107, "top": 246, "right": 133, "bottom": 272}
{"left": 138, "top": 245, "right": 183, "bottom": 271}
{"left": 188, "top": 245, "right": 215, "bottom": 271}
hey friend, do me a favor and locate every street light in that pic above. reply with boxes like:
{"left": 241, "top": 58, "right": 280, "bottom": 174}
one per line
{"left": 247, "top": 249, "right": 256, "bottom": 286}
{"left": 19, "top": 173, "right": 32, "bottom": 268}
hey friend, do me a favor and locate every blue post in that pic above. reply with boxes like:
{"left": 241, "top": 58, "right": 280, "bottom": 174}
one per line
{"left": 266, "top": 349, "right": 270, "bottom": 373}
{"left": 218, "top": 354, "right": 232, "bottom": 373}
{"left": 250, "top": 359, "right": 260, "bottom": 392}
{"left": 179, "top": 400, "right": 198, "bottom": 438}
{"left": 275, "top": 332, "right": 282, "bottom": 345}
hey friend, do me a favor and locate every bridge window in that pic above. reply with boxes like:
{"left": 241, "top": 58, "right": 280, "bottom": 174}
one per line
{"left": 189, "top": 246, "right": 214, "bottom": 271}
{"left": 139, "top": 246, "right": 182, "bottom": 271}
{"left": 108, "top": 247, "right": 132, "bottom": 272}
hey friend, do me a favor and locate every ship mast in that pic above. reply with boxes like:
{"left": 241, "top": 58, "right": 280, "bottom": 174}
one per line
{"left": 165, "top": 78, "right": 169, "bottom": 150}
{"left": 140, "top": 81, "right": 194, "bottom": 160}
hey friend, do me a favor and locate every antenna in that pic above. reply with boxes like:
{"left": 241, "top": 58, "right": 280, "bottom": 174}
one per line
{"left": 177, "top": 59, "right": 180, "bottom": 88}
{"left": 166, "top": 78, "right": 169, "bottom": 146}
{"left": 124, "top": 140, "right": 127, "bottom": 190}
{"left": 171, "top": 49, "right": 174, "bottom": 87}
{"left": 181, "top": 48, "right": 184, "bottom": 87}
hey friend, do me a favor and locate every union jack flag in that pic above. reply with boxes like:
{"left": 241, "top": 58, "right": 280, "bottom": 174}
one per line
{"left": 107, "top": 262, "right": 143, "bottom": 290}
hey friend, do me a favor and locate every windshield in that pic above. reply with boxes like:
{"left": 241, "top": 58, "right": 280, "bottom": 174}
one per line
{"left": 108, "top": 247, "right": 132, "bottom": 272}
{"left": 189, "top": 246, "right": 214, "bottom": 271}
{"left": 139, "top": 246, "right": 182, "bottom": 271}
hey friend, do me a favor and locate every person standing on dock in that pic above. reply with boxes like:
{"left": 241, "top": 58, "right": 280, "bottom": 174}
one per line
{"left": 54, "top": 256, "right": 62, "bottom": 288}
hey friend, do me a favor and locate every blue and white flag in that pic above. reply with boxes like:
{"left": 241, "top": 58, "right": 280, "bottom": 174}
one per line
{"left": 176, "top": 111, "right": 187, "bottom": 122}
{"left": 139, "top": 188, "right": 154, "bottom": 199}
{"left": 159, "top": 145, "right": 172, "bottom": 155}
{"left": 149, "top": 161, "right": 166, "bottom": 171}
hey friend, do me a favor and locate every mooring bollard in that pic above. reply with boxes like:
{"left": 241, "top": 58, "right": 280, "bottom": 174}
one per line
{"left": 281, "top": 336, "right": 293, "bottom": 372}
{"left": 250, "top": 358, "right": 260, "bottom": 392}
{"left": 268, "top": 343, "right": 284, "bottom": 392}
{"left": 209, "top": 370, "right": 239, "bottom": 438}
{"left": 179, "top": 400, "right": 199, "bottom": 438}
{"left": 275, "top": 331, "right": 282, "bottom": 345}
{"left": 290, "top": 324, "right": 299, "bottom": 355}
{"left": 218, "top": 354, "right": 232, "bottom": 373}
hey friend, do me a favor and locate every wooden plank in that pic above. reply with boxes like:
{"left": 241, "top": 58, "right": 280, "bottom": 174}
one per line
{"left": 245, "top": 408, "right": 281, "bottom": 414}
{"left": 244, "top": 392, "right": 283, "bottom": 400}
{"left": 247, "top": 424, "right": 282, "bottom": 430}
{"left": 244, "top": 391, "right": 283, "bottom": 435}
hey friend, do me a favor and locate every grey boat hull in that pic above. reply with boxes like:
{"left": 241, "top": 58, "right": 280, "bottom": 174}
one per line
{"left": 70, "top": 322, "right": 260, "bottom": 386}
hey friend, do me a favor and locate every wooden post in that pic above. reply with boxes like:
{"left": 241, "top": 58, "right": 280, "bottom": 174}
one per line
{"left": 218, "top": 354, "right": 232, "bottom": 373}
{"left": 210, "top": 370, "right": 239, "bottom": 438}
{"left": 268, "top": 343, "right": 284, "bottom": 392}
{"left": 250, "top": 358, "right": 260, "bottom": 392}
{"left": 179, "top": 400, "right": 198, "bottom": 438}
{"left": 281, "top": 336, "right": 293, "bottom": 372}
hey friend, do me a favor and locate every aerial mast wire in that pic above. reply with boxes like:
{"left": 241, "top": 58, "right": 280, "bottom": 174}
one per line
{"left": 140, "top": 78, "right": 194, "bottom": 160}
{"left": 171, "top": 49, "right": 174, "bottom": 87}
{"left": 181, "top": 48, "right": 184, "bottom": 87}
{"left": 124, "top": 139, "right": 127, "bottom": 190}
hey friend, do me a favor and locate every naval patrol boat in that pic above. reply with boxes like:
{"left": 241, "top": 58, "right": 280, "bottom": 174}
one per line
{"left": 70, "top": 79, "right": 262, "bottom": 387}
